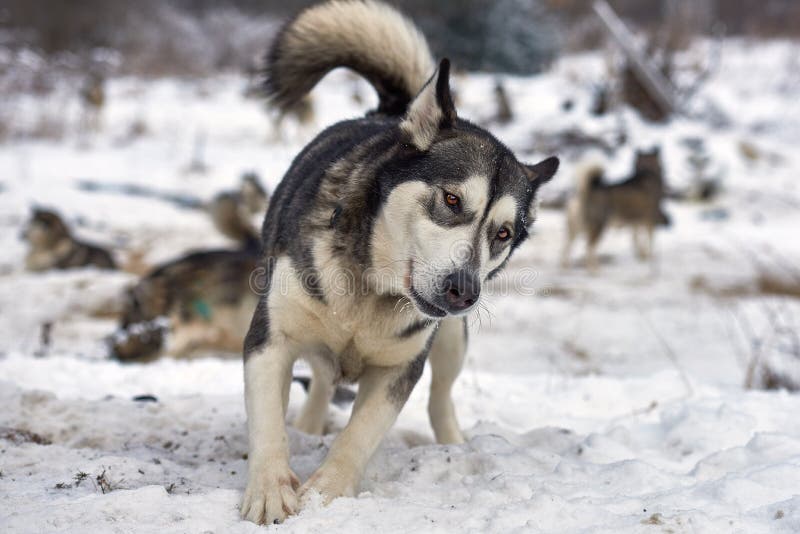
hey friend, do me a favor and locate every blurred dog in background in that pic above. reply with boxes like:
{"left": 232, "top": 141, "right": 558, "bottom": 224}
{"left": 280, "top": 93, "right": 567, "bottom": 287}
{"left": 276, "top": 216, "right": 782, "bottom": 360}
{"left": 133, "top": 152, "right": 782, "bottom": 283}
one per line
{"left": 109, "top": 248, "right": 259, "bottom": 361}
{"left": 109, "top": 177, "right": 268, "bottom": 361}
{"left": 562, "top": 147, "right": 669, "bottom": 270}
{"left": 22, "top": 208, "right": 117, "bottom": 271}
{"left": 208, "top": 171, "right": 269, "bottom": 251}
{"left": 270, "top": 94, "right": 316, "bottom": 141}
{"left": 80, "top": 73, "right": 106, "bottom": 133}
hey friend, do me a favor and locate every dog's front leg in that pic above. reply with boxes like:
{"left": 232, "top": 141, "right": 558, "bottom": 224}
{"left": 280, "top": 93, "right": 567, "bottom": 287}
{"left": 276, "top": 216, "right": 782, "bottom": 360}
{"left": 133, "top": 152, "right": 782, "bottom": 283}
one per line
{"left": 428, "top": 317, "right": 466, "bottom": 444}
{"left": 241, "top": 342, "right": 299, "bottom": 525}
{"left": 298, "top": 355, "right": 425, "bottom": 505}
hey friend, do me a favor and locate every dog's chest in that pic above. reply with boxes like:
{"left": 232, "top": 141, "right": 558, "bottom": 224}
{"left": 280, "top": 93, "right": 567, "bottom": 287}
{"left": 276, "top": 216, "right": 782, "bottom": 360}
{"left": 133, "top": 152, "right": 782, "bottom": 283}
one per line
{"left": 286, "top": 296, "right": 434, "bottom": 376}
{"left": 323, "top": 302, "right": 433, "bottom": 371}
{"left": 271, "top": 258, "right": 435, "bottom": 373}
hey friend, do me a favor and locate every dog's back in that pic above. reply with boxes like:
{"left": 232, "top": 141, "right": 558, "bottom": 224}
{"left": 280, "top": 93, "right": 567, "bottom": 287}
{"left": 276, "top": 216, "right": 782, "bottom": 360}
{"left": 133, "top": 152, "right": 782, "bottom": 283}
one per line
{"left": 60, "top": 243, "right": 116, "bottom": 270}
{"left": 603, "top": 148, "right": 665, "bottom": 227}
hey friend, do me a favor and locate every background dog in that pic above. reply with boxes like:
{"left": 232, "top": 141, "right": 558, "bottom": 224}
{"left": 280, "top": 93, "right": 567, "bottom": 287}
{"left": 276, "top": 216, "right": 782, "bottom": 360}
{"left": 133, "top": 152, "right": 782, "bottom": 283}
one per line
{"left": 110, "top": 184, "right": 266, "bottom": 361}
{"left": 562, "top": 148, "right": 669, "bottom": 270}
{"left": 240, "top": 0, "right": 558, "bottom": 524}
{"left": 208, "top": 171, "right": 269, "bottom": 252}
{"left": 109, "top": 248, "right": 259, "bottom": 361}
{"left": 23, "top": 208, "right": 116, "bottom": 271}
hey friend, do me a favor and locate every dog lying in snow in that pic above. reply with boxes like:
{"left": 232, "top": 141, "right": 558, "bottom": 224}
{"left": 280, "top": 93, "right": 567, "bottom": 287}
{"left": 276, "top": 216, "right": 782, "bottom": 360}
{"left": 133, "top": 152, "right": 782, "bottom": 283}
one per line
{"left": 110, "top": 179, "right": 267, "bottom": 361}
{"left": 22, "top": 208, "right": 116, "bottom": 271}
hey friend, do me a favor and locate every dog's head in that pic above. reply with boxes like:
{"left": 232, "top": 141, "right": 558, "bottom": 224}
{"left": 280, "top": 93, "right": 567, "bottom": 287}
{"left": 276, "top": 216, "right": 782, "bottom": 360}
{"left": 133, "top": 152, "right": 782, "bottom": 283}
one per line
{"left": 23, "top": 208, "right": 70, "bottom": 247}
{"left": 634, "top": 147, "right": 662, "bottom": 177}
{"left": 371, "top": 60, "right": 558, "bottom": 318}
{"left": 239, "top": 172, "right": 269, "bottom": 215}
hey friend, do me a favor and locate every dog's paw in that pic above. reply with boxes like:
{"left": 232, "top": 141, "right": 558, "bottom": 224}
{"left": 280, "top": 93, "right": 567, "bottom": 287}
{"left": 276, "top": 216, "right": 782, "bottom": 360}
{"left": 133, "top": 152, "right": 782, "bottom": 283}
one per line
{"left": 240, "top": 465, "right": 300, "bottom": 525}
{"left": 298, "top": 465, "right": 357, "bottom": 507}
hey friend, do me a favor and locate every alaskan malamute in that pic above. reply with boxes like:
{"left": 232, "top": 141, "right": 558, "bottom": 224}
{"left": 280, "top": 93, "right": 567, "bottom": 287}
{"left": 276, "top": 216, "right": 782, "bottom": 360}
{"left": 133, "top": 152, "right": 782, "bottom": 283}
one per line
{"left": 241, "top": 0, "right": 558, "bottom": 523}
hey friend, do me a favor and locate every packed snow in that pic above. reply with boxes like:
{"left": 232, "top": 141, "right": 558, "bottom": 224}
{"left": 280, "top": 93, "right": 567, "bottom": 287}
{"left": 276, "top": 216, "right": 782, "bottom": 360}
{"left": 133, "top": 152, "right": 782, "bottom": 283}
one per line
{"left": 1, "top": 40, "right": 800, "bottom": 533}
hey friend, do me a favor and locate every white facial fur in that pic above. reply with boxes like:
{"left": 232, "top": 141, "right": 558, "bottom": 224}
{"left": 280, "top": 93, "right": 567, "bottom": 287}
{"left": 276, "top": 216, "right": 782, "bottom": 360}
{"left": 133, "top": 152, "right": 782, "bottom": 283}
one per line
{"left": 370, "top": 177, "right": 520, "bottom": 314}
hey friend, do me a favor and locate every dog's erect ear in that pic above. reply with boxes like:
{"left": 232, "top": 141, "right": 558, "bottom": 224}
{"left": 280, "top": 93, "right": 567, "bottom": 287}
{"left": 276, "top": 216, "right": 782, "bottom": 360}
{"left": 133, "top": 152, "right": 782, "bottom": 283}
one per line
{"left": 524, "top": 156, "right": 559, "bottom": 223}
{"left": 525, "top": 156, "right": 560, "bottom": 189}
{"left": 400, "top": 58, "right": 457, "bottom": 151}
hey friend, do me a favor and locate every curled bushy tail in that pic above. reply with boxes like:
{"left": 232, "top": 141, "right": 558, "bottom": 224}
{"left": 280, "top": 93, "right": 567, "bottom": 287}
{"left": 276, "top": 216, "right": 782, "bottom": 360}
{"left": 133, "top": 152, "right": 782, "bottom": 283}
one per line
{"left": 572, "top": 161, "right": 605, "bottom": 225}
{"left": 574, "top": 162, "right": 604, "bottom": 199}
{"left": 265, "top": 0, "right": 435, "bottom": 116}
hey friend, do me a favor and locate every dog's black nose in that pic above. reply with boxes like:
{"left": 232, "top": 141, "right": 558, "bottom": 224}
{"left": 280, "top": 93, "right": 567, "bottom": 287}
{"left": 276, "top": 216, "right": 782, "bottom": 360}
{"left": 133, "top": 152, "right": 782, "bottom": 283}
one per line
{"left": 442, "top": 270, "right": 480, "bottom": 312}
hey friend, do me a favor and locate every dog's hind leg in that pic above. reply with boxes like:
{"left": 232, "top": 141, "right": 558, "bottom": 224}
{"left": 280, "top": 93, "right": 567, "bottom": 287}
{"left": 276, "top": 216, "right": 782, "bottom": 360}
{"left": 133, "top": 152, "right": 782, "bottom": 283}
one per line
{"left": 586, "top": 231, "right": 602, "bottom": 273}
{"left": 633, "top": 226, "right": 648, "bottom": 260}
{"left": 293, "top": 356, "right": 335, "bottom": 435}
{"left": 427, "top": 317, "right": 467, "bottom": 444}
{"left": 646, "top": 224, "right": 655, "bottom": 260}
{"left": 241, "top": 339, "right": 300, "bottom": 525}
{"left": 561, "top": 215, "right": 577, "bottom": 268}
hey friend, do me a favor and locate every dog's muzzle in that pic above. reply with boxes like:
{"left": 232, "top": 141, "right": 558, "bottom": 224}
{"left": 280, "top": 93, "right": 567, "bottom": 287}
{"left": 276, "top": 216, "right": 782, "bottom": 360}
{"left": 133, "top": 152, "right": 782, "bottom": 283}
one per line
{"left": 436, "top": 269, "right": 480, "bottom": 314}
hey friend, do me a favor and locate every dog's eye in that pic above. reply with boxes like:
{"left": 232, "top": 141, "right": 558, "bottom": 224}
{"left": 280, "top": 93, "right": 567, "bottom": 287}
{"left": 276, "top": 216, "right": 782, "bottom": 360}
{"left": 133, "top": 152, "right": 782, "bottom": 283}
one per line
{"left": 496, "top": 227, "right": 511, "bottom": 241}
{"left": 443, "top": 191, "right": 460, "bottom": 209}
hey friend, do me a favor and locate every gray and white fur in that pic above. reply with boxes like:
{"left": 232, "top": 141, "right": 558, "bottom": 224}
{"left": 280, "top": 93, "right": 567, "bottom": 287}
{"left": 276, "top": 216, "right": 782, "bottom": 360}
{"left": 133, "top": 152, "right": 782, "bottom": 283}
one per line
{"left": 241, "top": 1, "right": 559, "bottom": 524}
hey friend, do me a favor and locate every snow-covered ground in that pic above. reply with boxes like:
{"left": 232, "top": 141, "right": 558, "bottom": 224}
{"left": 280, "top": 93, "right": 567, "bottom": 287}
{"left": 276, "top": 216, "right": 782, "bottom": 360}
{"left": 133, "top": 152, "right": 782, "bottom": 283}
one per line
{"left": 1, "top": 40, "right": 800, "bottom": 533}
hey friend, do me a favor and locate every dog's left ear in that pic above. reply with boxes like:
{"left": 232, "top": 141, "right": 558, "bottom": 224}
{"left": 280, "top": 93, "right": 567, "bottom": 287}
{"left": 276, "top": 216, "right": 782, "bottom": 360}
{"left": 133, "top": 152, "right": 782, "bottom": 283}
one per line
{"left": 524, "top": 156, "right": 560, "bottom": 189}
{"left": 400, "top": 58, "right": 457, "bottom": 151}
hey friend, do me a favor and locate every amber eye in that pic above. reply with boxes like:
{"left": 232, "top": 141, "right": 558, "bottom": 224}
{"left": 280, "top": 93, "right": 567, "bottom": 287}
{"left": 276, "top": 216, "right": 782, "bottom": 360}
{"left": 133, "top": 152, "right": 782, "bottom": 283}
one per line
{"left": 497, "top": 227, "right": 511, "bottom": 241}
{"left": 444, "top": 191, "right": 460, "bottom": 208}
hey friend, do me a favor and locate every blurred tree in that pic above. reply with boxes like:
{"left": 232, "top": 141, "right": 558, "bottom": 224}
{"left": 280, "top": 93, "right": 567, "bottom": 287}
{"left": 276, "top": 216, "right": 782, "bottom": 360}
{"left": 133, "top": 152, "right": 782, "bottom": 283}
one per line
{"left": 483, "top": 0, "right": 561, "bottom": 72}
{"left": 399, "top": 0, "right": 561, "bottom": 73}
{"left": 1, "top": 0, "right": 132, "bottom": 52}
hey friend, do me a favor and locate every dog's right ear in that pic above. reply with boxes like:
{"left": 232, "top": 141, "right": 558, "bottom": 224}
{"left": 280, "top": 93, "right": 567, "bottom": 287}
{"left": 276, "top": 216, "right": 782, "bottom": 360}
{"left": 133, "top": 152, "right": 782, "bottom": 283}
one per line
{"left": 400, "top": 58, "right": 456, "bottom": 151}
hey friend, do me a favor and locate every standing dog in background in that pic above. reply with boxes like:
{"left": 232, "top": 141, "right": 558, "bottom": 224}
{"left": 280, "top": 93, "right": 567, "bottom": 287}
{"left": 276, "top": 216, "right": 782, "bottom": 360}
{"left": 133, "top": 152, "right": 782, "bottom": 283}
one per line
{"left": 241, "top": 0, "right": 559, "bottom": 524}
{"left": 562, "top": 148, "right": 669, "bottom": 270}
